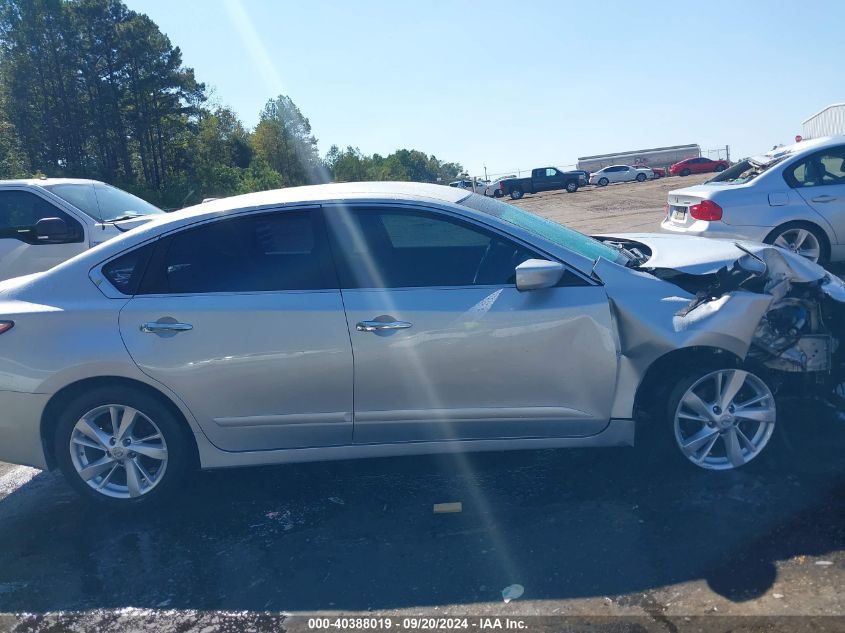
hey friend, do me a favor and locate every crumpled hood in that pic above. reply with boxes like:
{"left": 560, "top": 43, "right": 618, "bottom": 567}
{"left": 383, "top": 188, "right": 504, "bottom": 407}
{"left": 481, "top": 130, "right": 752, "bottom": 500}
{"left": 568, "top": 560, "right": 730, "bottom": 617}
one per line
{"left": 596, "top": 232, "right": 845, "bottom": 302}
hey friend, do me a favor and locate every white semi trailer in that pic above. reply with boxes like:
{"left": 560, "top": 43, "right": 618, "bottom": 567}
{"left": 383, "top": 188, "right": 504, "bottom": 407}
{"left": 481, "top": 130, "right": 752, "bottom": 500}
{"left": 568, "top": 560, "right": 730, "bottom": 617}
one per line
{"left": 577, "top": 144, "right": 700, "bottom": 173}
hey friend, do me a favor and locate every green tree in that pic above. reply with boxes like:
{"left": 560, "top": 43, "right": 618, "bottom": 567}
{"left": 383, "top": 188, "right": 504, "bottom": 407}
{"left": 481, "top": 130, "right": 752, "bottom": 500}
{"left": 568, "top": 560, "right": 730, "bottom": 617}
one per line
{"left": 252, "top": 95, "right": 327, "bottom": 186}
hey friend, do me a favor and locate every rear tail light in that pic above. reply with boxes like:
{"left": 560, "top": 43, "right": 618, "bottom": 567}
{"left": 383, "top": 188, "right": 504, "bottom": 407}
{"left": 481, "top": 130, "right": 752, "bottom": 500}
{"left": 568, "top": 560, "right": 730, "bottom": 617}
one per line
{"left": 0, "top": 321, "right": 14, "bottom": 334}
{"left": 689, "top": 200, "right": 723, "bottom": 221}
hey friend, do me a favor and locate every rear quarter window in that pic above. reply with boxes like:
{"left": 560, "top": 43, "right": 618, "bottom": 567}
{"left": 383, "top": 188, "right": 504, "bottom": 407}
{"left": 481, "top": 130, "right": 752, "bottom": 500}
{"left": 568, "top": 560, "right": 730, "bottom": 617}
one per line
{"left": 101, "top": 242, "right": 156, "bottom": 295}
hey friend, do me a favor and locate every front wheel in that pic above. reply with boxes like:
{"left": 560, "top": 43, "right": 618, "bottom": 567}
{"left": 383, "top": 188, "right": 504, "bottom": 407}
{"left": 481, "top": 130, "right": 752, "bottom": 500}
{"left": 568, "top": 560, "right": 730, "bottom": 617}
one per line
{"left": 666, "top": 367, "right": 777, "bottom": 470}
{"left": 493, "top": 189, "right": 503, "bottom": 198}
{"left": 715, "top": 164, "right": 726, "bottom": 172}
{"left": 510, "top": 187, "right": 524, "bottom": 200}
{"left": 680, "top": 168, "right": 691, "bottom": 176}
{"left": 598, "top": 177, "right": 609, "bottom": 186}
{"left": 636, "top": 173, "right": 646, "bottom": 182}
{"left": 54, "top": 386, "right": 191, "bottom": 506}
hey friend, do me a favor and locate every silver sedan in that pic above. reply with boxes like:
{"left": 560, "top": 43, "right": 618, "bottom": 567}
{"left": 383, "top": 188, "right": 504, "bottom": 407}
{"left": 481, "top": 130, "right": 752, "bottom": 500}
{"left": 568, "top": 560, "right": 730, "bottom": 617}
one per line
{"left": 0, "top": 182, "right": 843, "bottom": 506}
{"left": 662, "top": 135, "right": 845, "bottom": 266}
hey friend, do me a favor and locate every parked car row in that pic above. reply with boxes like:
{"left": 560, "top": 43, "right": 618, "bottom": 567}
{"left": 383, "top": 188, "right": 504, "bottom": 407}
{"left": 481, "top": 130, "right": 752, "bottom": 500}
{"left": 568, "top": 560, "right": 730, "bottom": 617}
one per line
{"left": 478, "top": 156, "right": 729, "bottom": 201}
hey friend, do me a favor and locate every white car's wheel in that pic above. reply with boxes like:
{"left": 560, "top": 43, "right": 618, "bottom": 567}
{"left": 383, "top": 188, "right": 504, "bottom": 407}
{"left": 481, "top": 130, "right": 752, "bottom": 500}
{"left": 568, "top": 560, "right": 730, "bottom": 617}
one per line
{"left": 598, "top": 177, "right": 609, "bottom": 186}
{"left": 765, "top": 222, "right": 829, "bottom": 266}
{"left": 667, "top": 368, "right": 776, "bottom": 470}
{"left": 636, "top": 173, "right": 646, "bottom": 182}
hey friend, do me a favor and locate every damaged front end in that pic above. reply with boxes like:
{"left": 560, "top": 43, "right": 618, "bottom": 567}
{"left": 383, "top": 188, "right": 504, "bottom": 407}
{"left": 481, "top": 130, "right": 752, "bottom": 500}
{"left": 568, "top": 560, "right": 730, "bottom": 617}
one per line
{"left": 591, "top": 234, "right": 845, "bottom": 421}
{"left": 648, "top": 244, "right": 845, "bottom": 398}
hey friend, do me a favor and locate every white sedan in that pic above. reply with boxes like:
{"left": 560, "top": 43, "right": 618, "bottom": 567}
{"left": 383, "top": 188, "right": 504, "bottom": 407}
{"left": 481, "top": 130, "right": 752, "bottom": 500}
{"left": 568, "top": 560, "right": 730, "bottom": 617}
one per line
{"left": 589, "top": 165, "right": 654, "bottom": 186}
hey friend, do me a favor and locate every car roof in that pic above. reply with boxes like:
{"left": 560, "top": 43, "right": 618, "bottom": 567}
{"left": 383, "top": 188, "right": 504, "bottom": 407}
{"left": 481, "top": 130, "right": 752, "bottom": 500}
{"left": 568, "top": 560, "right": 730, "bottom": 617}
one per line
{"left": 0, "top": 178, "right": 104, "bottom": 187}
{"left": 757, "top": 135, "right": 845, "bottom": 162}
{"left": 174, "top": 181, "right": 468, "bottom": 218}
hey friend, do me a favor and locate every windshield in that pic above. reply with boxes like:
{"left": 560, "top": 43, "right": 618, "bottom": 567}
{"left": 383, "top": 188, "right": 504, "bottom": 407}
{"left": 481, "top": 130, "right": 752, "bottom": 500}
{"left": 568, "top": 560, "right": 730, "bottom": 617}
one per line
{"left": 43, "top": 183, "right": 163, "bottom": 222}
{"left": 459, "top": 194, "right": 629, "bottom": 265}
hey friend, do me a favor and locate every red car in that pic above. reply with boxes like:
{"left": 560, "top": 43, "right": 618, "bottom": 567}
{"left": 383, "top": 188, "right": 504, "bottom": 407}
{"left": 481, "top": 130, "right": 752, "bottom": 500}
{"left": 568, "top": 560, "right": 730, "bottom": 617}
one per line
{"left": 669, "top": 157, "right": 730, "bottom": 176}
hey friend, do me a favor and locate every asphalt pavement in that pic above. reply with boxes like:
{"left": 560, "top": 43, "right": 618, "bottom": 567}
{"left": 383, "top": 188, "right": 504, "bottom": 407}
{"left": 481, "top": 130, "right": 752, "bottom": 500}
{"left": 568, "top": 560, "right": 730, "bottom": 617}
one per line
{"left": 1, "top": 401, "right": 844, "bottom": 632}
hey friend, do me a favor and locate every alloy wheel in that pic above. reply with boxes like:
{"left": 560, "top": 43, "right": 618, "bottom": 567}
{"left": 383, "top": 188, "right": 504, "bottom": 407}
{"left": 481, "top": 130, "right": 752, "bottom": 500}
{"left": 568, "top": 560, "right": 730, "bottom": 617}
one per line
{"left": 69, "top": 404, "right": 169, "bottom": 499}
{"left": 773, "top": 228, "right": 821, "bottom": 263}
{"left": 674, "top": 369, "right": 776, "bottom": 470}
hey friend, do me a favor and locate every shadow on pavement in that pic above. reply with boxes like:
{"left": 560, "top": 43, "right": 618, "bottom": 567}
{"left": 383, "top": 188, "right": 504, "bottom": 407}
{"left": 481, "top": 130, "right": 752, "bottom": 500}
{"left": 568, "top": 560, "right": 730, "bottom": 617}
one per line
{"left": 0, "top": 405, "right": 843, "bottom": 614}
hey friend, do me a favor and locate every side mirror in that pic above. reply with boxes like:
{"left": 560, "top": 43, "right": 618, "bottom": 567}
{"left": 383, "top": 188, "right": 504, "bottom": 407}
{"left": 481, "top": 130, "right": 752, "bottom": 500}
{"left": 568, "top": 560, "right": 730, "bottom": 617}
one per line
{"left": 35, "top": 217, "right": 71, "bottom": 242}
{"left": 515, "top": 258, "right": 565, "bottom": 291}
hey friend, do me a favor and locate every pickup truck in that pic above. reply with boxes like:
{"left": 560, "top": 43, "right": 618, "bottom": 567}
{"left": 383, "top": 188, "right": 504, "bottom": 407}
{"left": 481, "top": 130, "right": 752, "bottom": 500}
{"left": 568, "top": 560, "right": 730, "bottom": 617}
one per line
{"left": 496, "top": 167, "right": 582, "bottom": 200}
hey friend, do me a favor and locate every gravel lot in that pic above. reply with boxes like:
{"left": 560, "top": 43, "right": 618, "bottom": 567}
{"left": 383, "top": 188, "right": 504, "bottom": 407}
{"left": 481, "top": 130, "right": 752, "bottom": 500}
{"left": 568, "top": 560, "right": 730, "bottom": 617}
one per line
{"left": 2, "top": 174, "right": 845, "bottom": 633}
{"left": 509, "top": 173, "right": 712, "bottom": 234}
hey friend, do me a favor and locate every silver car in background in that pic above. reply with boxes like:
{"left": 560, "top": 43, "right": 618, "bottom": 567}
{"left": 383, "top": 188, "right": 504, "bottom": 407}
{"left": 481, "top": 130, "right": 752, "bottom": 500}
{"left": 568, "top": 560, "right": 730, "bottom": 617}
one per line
{"left": 0, "top": 182, "right": 844, "bottom": 506}
{"left": 661, "top": 136, "right": 845, "bottom": 265}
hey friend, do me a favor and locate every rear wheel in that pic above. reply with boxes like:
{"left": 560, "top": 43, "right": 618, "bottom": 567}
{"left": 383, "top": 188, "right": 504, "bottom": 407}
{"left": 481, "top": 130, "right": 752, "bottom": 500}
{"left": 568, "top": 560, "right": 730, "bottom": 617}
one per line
{"left": 636, "top": 173, "right": 646, "bottom": 182}
{"left": 764, "top": 222, "right": 829, "bottom": 266}
{"left": 715, "top": 164, "right": 726, "bottom": 172}
{"left": 598, "top": 177, "right": 609, "bottom": 186}
{"left": 666, "top": 367, "right": 777, "bottom": 470}
{"left": 565, "top": 180, "right": 578, "bottom": 193}
{"left": 510, "top": 187, "right": 524, "bottom": 200}
{"left": 680, "top": 168, "right": 691, "bottom": 176}
{"left": 54, "top": 386, "right": 191, "bottom": 506}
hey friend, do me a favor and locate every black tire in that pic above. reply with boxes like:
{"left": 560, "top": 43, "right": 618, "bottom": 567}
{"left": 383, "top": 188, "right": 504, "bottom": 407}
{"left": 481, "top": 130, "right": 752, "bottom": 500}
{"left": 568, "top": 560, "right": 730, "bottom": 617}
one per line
{"left": 680, "top": 168, "right": 691, "bottom": 176}
{"left": 565, "top": 180, "right": 578, "bottom": 193}
{"left": 598, "top": 177, "right": 609, "bottom": 187}
{"left": 636, "top": 173, "right": 646, "bottom": 182}
{"left": 661, "top": 366, "right": 777, "bottom": 471}
{"left": 763, "top": 221, "right": 830, "bottom": 267}
{"left": 493, "top": 189, "right": 503, "bottom": 198}
{"left": 54, "top": 385, "right": 192, "bottom": 507}
{"left": 510, "top": 187, "right": 524, "bottom": 200}
{"left": 715, "top": 164, "right": 726, "bottom": 172}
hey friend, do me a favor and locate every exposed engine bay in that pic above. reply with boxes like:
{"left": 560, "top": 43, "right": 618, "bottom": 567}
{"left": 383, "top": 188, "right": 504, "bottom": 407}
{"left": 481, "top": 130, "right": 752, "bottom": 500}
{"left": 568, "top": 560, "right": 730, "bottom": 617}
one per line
{"left": 596, "top": 234, "right": 845, "bottom": 405}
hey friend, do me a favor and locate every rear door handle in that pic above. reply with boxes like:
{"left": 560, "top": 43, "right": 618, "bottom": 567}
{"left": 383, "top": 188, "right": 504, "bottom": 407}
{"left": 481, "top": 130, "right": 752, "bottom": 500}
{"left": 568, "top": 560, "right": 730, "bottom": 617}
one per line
{"left": 356, "top": 320, "right": 412, "bottom": 332}
{"left": 141, "top": 322, "right": 193, "bottom": 333}
{"left": 812, "top": 195, "right": 837, "bottom": 203}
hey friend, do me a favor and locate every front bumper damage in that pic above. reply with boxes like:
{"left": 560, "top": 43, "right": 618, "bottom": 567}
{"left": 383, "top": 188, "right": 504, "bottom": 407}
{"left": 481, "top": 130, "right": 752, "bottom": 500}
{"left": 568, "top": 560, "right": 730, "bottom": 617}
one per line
{"left": 593, "top": 241, "right": 845, "bottom": 418}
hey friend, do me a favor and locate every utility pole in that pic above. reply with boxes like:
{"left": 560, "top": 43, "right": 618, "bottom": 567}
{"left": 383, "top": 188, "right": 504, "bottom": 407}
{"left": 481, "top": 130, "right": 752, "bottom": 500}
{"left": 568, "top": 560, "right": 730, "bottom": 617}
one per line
{"left": 483, "top": 164, "right": 488, "bottom": 181}
{"left": 725, "top": 145, "right": 730, "bottom": 163}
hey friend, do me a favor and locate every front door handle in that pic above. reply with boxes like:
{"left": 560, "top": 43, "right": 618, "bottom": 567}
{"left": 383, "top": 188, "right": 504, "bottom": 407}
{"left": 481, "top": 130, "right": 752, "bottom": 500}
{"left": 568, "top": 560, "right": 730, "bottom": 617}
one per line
{"left": 356, "top": 320, "right": 412, "bottom": 332}
{"left": 140, "top": 321, "right": 193, "bottom": 333}
{"left": 812, "top": 195, "right": 837, "bottom": 203}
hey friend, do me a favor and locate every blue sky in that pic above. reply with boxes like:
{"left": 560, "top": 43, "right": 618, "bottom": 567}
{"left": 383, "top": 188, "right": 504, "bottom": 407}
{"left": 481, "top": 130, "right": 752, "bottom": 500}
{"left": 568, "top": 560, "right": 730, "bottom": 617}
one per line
{"left": 126, "top": 0, "right": 844, "bottom": 178}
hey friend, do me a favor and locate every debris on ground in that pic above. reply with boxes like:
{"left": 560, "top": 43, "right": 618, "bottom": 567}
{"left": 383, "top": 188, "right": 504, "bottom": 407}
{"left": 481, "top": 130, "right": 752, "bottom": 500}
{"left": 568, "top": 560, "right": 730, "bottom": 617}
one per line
{"left": 502, "top": 584, "right": 524, "bottom": 603}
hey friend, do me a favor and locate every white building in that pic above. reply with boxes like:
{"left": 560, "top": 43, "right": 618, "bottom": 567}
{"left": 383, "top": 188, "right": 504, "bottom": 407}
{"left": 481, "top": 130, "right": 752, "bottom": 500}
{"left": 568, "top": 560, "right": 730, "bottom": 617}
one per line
{"left": 802, "top": 103, "right": 845, "bottom": 139}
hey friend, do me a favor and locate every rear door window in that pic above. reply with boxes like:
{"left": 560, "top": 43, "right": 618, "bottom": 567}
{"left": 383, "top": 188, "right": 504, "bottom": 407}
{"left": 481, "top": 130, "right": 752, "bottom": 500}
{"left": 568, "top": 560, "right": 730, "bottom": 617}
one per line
{"left": 139, "top": 210, "right": 335, "bottom": 294}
